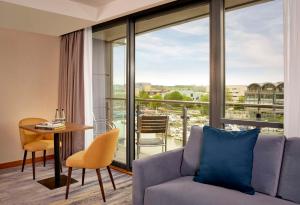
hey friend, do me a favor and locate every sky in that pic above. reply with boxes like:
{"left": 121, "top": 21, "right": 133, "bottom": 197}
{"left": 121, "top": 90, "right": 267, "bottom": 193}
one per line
{"left": 114, "top": 0, "right": 283, "bottom": 86}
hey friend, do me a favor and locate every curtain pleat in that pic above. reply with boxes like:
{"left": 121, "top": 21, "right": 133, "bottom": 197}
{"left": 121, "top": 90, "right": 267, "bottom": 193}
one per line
{"left": 58, "top": 30, "right": 85, "bottom": 161}
{"left": 283, "top": 0, "right": 300, "bottom": 137}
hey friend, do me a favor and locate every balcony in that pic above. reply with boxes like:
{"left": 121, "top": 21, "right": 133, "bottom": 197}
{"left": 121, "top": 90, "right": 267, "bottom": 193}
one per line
{"left": 94, "top": 97, "right": 284, "bottom": 160}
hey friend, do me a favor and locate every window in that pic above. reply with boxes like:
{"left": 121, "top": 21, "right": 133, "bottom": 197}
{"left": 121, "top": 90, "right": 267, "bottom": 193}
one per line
{"left": 134, "top": 2, "right": 209, "bottom": 158}
{"left": 224, "top": 0, "right": 284, "bottom": 134}
{"left": 91, "top": 0, "right": 285, "bottom": 169}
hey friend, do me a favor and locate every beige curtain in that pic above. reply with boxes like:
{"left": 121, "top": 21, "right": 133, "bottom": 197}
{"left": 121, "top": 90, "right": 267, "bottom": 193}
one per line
{"left": 58, "top": 30, "right": 85, "bottom": 160}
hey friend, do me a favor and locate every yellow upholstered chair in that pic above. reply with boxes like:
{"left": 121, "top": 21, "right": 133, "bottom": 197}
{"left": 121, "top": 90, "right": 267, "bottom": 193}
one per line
{"left": 65, "top": 128, "right": 120, "bottom": 202}
{"left": 19, "top": 118, "right": 55, "bottom": 179}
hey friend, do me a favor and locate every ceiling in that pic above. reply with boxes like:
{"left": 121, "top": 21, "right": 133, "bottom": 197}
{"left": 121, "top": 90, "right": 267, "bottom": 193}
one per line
{"left": 70, "top": 0, "right": 113, "bottom": 7}
{"left": 0, "top": 0, "right": 174, "bottom": 36}
{"left": 0, "top": 0, "right": 269, "bottom": 37}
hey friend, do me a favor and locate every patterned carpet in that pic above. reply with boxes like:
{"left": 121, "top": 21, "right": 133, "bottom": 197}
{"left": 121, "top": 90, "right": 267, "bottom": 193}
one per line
{"left": 0, "top": 161, "right": 132, "bottom": 205}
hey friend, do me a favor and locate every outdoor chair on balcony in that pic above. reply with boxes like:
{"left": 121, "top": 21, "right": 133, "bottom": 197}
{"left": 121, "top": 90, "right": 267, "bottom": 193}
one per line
{"left": 136, "top": 115, "right": 169, "bottom": 159}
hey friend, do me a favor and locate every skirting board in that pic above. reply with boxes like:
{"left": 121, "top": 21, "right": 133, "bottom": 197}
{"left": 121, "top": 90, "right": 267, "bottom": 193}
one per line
{"left": 0, "top": 155, "right": 54, "bottom": 169}
{"left": 0, "top": 155, "right": 133, "bottom": 176}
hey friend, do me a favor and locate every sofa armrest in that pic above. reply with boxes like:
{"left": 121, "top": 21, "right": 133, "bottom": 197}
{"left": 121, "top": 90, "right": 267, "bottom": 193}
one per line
{"left": 132, "top": 148, "right": 184, "bottom": 205}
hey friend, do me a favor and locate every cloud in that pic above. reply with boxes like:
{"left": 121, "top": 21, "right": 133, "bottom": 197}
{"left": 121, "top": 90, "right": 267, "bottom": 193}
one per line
{"left": 130, "top": 0, "right": 283, "bottom": 86}
{"left": 170, "top": 18, "right": 209, "bottom": 37}
{"left": 225, "top": 0, "right": 284, "bottom": 84}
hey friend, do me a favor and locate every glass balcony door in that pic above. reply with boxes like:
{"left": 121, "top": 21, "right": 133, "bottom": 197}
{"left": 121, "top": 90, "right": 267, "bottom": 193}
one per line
{"left": 92, "top": 23, "right": 127, "bottom": 166}
{"left": 134, "top": 2, "right": 210, "bottom": 159}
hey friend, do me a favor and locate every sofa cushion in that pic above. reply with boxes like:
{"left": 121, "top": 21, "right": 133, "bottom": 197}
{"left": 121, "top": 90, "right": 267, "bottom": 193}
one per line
{"left": 278, "top": 137, "right": 300, "bottom": 204}
{"left": 181, "top": 126, "right": 203, "bottom": 176}
{"left": 181, "top": 126, "right": 286, "bottom": 196}
{"left": 194, "top": 126, "right": 259, "bottom": 195}
{"left": 251, "top": 134, "right": 285, "bottom": 196}
{"left": 144, "top": 176, "right": 297, "bottom": 205}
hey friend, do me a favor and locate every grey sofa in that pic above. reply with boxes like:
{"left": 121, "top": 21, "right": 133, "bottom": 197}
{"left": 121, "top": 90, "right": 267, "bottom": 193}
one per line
{"left": 133, "top": 126, "right": 300, "bottom": 205}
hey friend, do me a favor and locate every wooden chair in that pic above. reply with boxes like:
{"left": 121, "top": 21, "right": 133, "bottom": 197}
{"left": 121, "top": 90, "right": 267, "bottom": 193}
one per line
{"left": 65, "top": 128, "right": 120, "bottom": 202}
{"left": 19, "top": 118, "right": 55, "bottom": 180}
{"left": 136, "top": 115, "right": 169, "bottom": 159}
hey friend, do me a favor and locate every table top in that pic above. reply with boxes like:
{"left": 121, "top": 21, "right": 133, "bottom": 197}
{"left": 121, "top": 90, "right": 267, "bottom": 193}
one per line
{"left": 19, "top": 122, "right": 93, "bottom": 134}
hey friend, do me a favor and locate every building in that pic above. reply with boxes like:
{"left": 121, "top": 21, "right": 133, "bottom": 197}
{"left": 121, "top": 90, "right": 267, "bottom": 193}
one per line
{"left": 245, "top": 82, "right": 284, "bottom": 105}
{"left": 226, "top": 85, "right": 247, "bottom": 102}
{"left": 244, "top": 82, "right": 284, "bottom": 121}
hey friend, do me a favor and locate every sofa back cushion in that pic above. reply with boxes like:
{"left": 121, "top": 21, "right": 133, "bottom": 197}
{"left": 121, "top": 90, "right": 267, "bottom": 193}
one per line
{"left": 181, "top": 126, "right": 285, "bottom": 196}
{"left": 181, "top": 126, "right": 203, "bottom": 176}
{"left": 278, "top": 137, "right": 300, "bottom": 204}
{"left": 251, "top": 134, "right": 285, "bottom": 196}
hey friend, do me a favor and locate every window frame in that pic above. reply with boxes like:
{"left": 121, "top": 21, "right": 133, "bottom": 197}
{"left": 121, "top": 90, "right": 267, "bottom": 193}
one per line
{"left": 91, "top": 0, "right": 284, "bottom": 170}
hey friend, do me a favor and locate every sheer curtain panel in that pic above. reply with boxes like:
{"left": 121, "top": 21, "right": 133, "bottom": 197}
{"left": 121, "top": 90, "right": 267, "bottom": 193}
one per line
{"left": 284, "top": 0, "right": 300, "bottom": 137}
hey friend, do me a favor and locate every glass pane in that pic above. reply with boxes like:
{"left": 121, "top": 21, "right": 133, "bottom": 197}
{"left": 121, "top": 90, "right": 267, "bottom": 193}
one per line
{"left": 224, "top": 0, "right": 284, "bottom": 133}
{"left": 92, "top": 23, "right": 127, "bottom": 164}
{"left": 135, "top": 3, "right": 210, "bottom": 159}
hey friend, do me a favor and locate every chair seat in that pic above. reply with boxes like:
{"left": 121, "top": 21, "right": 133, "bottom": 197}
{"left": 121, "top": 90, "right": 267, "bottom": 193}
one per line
{"left": 66, "top": 151, "right": 86, "bottom": 168}
{"left": 24, "top": 140, "right": 54, "bottom": 152}
{"left": 138, "top": 138, "right": 164, "bottom": 146}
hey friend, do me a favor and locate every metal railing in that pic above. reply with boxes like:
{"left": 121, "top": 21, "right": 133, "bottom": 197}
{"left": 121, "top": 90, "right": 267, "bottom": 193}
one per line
{"left": 106, "top": 97, "right": 284, "bottom": 109}
{"left": 104, "top": 97, "right": 284, "bottom": 145}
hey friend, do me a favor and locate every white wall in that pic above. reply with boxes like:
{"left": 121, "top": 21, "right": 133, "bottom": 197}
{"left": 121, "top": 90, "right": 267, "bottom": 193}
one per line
{"left": 0, "top": 28, "right": 60, "bottom": 163}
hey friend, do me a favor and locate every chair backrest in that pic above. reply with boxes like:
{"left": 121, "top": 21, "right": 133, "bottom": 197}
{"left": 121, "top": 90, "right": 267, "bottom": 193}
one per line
{"left": 19, "top": 118, "right": 52, "bottom": 148}
{"left": 181, "top": 126, "right": 285, "bottom": 197}
{"left": 84, "top": 128, "right": 120, "bottom": 168}
{"left": 137, "top": 115, "right": 168, "bottom": 134}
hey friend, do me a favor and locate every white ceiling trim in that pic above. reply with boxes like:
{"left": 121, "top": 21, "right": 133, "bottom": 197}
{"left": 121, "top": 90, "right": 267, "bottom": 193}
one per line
{"left": 0, "top": 0, "right": 175, "bottom": 36}
{"left": 0, "top": 0, "right": 99, "bottom": 21}
{"left": 95, "top": 0, "right": 174, "bottom": 23}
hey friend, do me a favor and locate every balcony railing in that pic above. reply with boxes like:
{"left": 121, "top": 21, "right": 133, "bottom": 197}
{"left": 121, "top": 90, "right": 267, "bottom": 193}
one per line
{"left": 102, "top": 97, "right": 283, "bottom": 146}
{"left": 93, "top": 97, "right": 285, "bottom": 159}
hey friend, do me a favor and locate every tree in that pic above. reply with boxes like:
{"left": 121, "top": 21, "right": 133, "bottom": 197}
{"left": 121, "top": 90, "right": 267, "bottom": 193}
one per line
{"left": 238, "top": 96, "right": 245, "bottom": 103}
{"left": 182, "top": 95, "right": 193, "bottom": 101}
{"left": 150, "top": 94, "right": 163, "bottom": 109}
{"left": 200, "top": 94, "right": 209, "bottom": 102}
{"left": 234, "top": 95, "right": 245, "bottom": 110}
{"left": 164, "top": 91, "right": 184, "bottom": 101}
{"left": 138, "top": 90, "right": 149, "bottom": 99}
{"left": 226, "top": 88, "right": 233, "bottom": 102}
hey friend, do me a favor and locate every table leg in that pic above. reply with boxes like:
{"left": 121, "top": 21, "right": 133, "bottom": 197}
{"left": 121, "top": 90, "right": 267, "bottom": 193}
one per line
{"left": 37, "top": 133, "right": 78, "bottom": 189}
{"left": 54, "top": 133, "right": 61, "bottom": 186}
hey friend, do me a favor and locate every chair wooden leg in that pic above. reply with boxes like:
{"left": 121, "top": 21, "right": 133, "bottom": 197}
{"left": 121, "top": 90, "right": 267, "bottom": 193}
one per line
{"left": 65, "top": 167, "right": 72, "bottom": 199}
{"left": 43, "top": 150, "right": 46, "bottom": 167}
{"left": 32, "top": 152, "right": 35, "bottom": 180}
{"left": 21, "top": 150, "right": 27, "bottom": 172}
{"left": 96, "top": 169, "right": 106, "bottom": 202}
{"left": 107, "top": 166, "right": 116, "bottom": 190}
{"left": 82, "top": 168, "right": 85, "bottom": 186}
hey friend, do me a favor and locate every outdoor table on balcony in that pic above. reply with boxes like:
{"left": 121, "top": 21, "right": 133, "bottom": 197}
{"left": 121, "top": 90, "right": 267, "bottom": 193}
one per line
{"left": 19, "top": 122, "right": 93, "bottom": 189}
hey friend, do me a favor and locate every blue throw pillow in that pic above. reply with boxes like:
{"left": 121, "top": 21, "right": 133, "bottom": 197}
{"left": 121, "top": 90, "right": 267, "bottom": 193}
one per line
{"left": 194, "top": 126, "right": 260, "bottom": 195}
